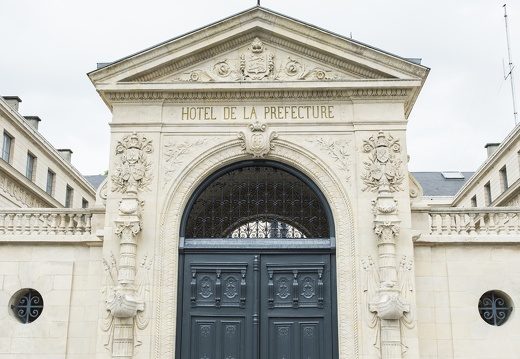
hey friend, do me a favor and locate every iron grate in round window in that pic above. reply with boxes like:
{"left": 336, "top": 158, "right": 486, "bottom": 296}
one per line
{"left": 478, "top": 290, "right": 513, "bottom": 326}
{"left": 10, "top": 288, "right": 44, "bottom": 324}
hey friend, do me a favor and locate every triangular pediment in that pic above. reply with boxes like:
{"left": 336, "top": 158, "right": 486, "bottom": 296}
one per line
{"left": 89, "top": 7, "right": 428, "bottom": 115}
{"left": 133, "top": 34, "right": 388, "bottom": 83}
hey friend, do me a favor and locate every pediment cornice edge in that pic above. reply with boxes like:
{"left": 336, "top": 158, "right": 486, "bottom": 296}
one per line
{"left": 90, "top": 8, "right": 428, "bottom": 85}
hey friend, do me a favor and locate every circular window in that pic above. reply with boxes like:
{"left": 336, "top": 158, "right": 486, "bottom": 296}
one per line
{"left": 9, "top": 288, "right": 44, "bottom": 323}
{"left": 478, "top": 290, "right": 513, "bottom": 326}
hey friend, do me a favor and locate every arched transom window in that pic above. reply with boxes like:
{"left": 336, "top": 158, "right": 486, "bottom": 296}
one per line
{"left": 183, "top": 162, "right": 332, "bottom": 240}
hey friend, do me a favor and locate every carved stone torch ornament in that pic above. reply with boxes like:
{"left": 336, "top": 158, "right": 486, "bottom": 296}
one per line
{"left": 103, "top": 132, "right": 153, "bottom": 358}
{"left": 362, "top": 131, "right": 409, "bottom": 359}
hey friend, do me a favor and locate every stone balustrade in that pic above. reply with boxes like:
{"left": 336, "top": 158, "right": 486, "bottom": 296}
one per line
{"left": 426, "top": 207, "right": 520, "bottom": 236}
{"left": 0, "top": 208, "right": 94, "bottom": 236}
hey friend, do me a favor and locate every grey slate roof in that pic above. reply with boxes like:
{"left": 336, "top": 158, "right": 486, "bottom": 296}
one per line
{"left": 411, "top": 172, "right": 474, "bottom": 197}
{"left": 84, "top": 175, "right": 106, "bottom": 190}
{"left": 84, "top": 173, "right": 472, "bottom": 197}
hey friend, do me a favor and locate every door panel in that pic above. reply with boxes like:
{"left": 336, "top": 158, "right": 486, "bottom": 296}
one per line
{"left": 261, "top": 254, "right": 332, "bottom": 359}
{"left": 268, "top": 319, "right": 324, "bottom": 359}
{"left": 191, "top": 318, "right": 245, "bottom": 359}
{"left": 180, "top": 253, "right": 333, "bottom": 359}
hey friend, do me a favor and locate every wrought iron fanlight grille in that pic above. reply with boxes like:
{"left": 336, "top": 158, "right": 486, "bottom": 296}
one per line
{"left": 478, "top": 291, "right": 513, "bottom": 326}
{"left": 184, "top": 165, "right": 330, "bottom": 239}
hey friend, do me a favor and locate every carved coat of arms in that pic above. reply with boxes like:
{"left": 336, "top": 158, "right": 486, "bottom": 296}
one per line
{"left": 238, "top": 122, "right": 278, "bottom": 158}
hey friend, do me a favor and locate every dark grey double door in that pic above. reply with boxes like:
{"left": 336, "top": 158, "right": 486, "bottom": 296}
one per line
{"left": 180, "top": 252, "right": 334, "bottom": 359}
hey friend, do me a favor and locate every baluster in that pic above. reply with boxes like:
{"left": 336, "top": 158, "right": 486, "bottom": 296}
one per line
{"left": 487, "top": 213, "right": 497, "bottom": 235}
{"left": 66, "top": 214, "right": 74, "bottom": 235}
{"left": 74, "top": 214, "right": 83, "bottom": 235}
{"left": 40, "top": 214, "right": 48, "bottom": 235}
{"left": 30, "top": 214, "right": 39, "bottom": 235}
{"left": 0, "top": 213, "right": 6, "bottom": 234}
{"left": 450, "top": 213, "right": 458, "bottom": 234}
{"left": 468, "top": 213, "right": 477, "bottom": 235}
{"left": 430, "top": 214, "right": 438, "bottom": 235}
{"left": 58, "top": 213, "right": 67, "bottom": 234}
{"left": 48, "top": 213, "right": 58, "bottom": 235}
{"left": 6, "top": 214, "right": 14, "bottom": 234}
{"left": 24, "top": 214, "right": 31, "bottom": 234}
{"left": 84, "top": 213, "right": 92, "bottom": 235}
{"left": 440, "top": 214, "right": 448, "bottom": 234}
{"left": 497, "top": 213, "right": 506, "bottom": 234}
{"left": 507, "top": 212, "right": 516, "bottom": 234}
{"left": 459, "top": 213, "right": 468, "bottom": 235}
{"left": 15, "top": 214, "right": 23, "bottom": 234}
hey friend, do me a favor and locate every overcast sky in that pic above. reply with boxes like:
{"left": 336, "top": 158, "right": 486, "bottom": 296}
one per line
{"left": 1, "top": 0, "right": 519, "bottom": 175}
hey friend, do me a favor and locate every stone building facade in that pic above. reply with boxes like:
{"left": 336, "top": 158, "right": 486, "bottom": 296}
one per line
{"left": 0, "top": 96, "right": 96, "bottom": 208}
{"left": 1, "top": 6, "right": 519, "bottom": 359}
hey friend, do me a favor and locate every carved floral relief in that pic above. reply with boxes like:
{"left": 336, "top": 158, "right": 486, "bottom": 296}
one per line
{"left": 307, "top": 137, "right": 351, "bottom": 182}
{"left": 163, "top": 138, "right": 212, "bottom": 187}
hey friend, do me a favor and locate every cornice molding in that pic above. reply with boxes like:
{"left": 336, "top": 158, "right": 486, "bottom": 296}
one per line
{"left": 104, "top": 88, "right": 411, "bottom": 103}
{"left": 0, "top": 163, "right": 61, "bottom": 208}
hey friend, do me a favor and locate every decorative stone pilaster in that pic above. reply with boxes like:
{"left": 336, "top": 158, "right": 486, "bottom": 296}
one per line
{"left": 102, "top": 132, "right": 153, "bottom": 358}
{"left": 361, "top": 131, "right": 411, "bottom": 359}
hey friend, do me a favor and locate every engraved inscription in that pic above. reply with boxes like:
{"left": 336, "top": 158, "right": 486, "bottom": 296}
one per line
{"left": 180, "top": 105, "right": 335, "bottom": 121}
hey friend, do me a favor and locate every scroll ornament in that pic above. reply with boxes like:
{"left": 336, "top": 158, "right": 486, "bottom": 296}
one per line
{"left": 238, "top": 122, "right": 278, "bottom": 158}
{"left": 175, "top": 37, "right": 343, "bottom": 82}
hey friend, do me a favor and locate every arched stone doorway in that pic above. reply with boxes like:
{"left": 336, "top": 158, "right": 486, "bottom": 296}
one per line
{"left": 176, "top": 160, "right": 338, "bottom": 359}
